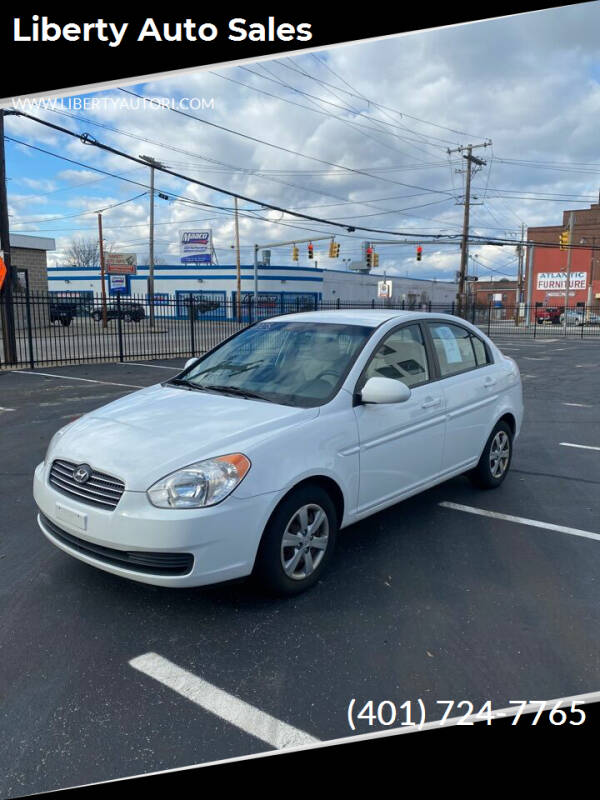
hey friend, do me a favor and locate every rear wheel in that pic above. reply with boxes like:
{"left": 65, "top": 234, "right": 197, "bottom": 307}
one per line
{"left": 468, "top": 421, "right": 513, "bottom": 489}
{"left": 253, "top": 484, "right": 338, "bottom": 596}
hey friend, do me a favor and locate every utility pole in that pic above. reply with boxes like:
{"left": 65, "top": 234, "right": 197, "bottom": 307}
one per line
{"left": 0, "top": 110, "right": 17, "bottom": 365}
{"left": 563, "top": 211, "right": 575, "bottom": 333}
{"left": 140, "top": 155, "right": 164, "bottom": 330}
{"left": 516, "top": 222, "right": 525, "bottom": 325}
{"left": 234, "top": 196, "right": 241, "bottom": 321}
{"left": 447, "top": 141, "right": 491, "bottom": 317}
{"left": 97, "top": 212, "right": 108, "bottom": 329}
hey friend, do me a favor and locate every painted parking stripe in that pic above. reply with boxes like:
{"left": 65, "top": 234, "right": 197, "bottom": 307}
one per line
{"left": 563, "top": 403, "right": 592, "bottom": 408}
{"left": 8, "top": 370, "right": 144, "bottom": 389}
{"left": 559, "top": 442, "right": 600, "bottom": 452}
{"left": 121, "top": 362, "right": 181, "bottom": 370}
{"left": 0, "top": 406, "right": 15, "bottom": 412}
{"left": 439, "top": 502, "right": 600, "bottom": 543}
{"left": 129, "top": 652, "right": 320, "bottom": 750}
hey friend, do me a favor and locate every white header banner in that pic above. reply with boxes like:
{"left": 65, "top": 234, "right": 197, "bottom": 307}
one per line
{"left": 537, "top": 271, "right": 587, "bottom": 291}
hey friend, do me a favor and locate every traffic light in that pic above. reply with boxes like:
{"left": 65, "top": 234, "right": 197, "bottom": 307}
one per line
{"left": 416, "top": 246, "right": 423, "bottom": 261}
{"left": 366, "top": 246, "right": 373, "bottom": 269}
{"left": 559, "top": 230, "right": 570, "bottom": 251}
{"left": 329, "top": 240, "right": 340, "bottom": 258}
{"left": 373, "top": 252, "right": 379, "bottom": 268}
{"left": 308, "top": 243, "right": 314, "bottom": 260}
{"left": 292, "top": 246, "right": 299, "bottom": 261}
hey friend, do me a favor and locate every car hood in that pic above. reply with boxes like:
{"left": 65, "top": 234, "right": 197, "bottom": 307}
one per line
{"left": 48, "top": 383, "right": 318, "bottom": 491}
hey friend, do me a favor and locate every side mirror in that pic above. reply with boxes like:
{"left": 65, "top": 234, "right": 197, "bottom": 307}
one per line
{"left": 184, "top": 357, "right": 200, "bottom": 371}
{"left": 361, "top": 376, "right": 411, "bottom": 404}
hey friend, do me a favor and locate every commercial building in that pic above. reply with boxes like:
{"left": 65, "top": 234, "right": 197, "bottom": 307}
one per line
{"left": 10, "top": 234, "right": 56, "bottom": 294}
{"left": 46, "top": 262, "right": 458, "bottom": 317}
{"left": 470, "top": 279, "right": 518, "bottom": 310}
{"left": 526, "top": 201, "right": 600, "bottom": 316}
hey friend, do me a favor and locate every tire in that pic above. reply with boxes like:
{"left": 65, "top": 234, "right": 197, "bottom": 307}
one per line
{"left": 60, "top": 318, "right": 71, "bottom": 327}
{"left": 468, "top": 421, "right": 513, "bottom": 489}
{"left": 123, "top": 312, "right": 132, "bottom": 322}
{"left": 253, "top": 484, "right": 338, "bottom": 596}
{"left": 91, "top": 311, "right": 101, "bottom": 321}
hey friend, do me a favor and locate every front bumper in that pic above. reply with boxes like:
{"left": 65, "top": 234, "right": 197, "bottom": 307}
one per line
{"left": 33, "top": 461, "right": 280, "bottom": 587}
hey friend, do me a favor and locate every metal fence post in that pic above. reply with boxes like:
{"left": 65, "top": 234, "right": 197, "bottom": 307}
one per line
{"left": 487, "top": 302, "right": 492, "bottom": 336}
{"left": 25, "top": 285, "right": 34, "bottom": 369}
{"left": 582, "top": 304, "right": 585, "bottom": 339}
{"left": 189, "top": 296, "right": 195, "bottom": 356}
{"left": 336, "top": 297, "right": 340, "bottom": 310}
{"left": 116, "top": 293, "right": 124, "bottom": 362}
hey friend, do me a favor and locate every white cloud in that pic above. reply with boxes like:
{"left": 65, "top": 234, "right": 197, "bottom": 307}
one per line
{"left": 12, "top": 3, "right": 600, "bottom": 279}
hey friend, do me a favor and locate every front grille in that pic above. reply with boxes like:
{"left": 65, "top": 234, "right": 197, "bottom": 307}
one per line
{"left": 39, "top": 513, "right": 194, "bottom": 576}
{"left": 49, "top": 459, "right": 125, "bottom": 510}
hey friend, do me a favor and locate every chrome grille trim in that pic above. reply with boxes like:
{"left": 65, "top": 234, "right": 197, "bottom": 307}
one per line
{"left": 49, "top": 459, "right": 125, "bottom": 510}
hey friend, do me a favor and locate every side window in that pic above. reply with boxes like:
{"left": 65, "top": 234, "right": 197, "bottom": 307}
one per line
{"left": 363, "top": 324, "right": 430, "bottom": 388}
{"left": 428, "top": 322, "right": 477, "bottom": 377}
{"left": 471, "top": 335, "right": 489, "bottom": 366}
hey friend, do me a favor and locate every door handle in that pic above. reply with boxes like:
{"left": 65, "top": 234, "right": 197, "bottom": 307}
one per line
{"left": 421, "top": 397, "right": 442, "bottom": 409}
{"left": 483, "top": 377, "right": 497, "bottom": 388}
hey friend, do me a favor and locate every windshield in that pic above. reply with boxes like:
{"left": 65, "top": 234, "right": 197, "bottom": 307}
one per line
{"left": 178, "top": 320, "right": 373, "bottom": 407}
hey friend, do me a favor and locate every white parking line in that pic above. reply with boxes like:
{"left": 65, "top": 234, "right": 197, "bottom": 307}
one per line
{"left": 0, "top": 406, "right": 15, "bottom": 412}
{"left": 563, "top": 403, "right": 592, "bottom": 408}
{"left": 121, "top": 362, "right": 181, "bottom": 370}
{"left": 439, "top": 502, "right": 600, "bottom": 543}
{"left": 560, "top": 442, "right": 600, "bottom": 452}
{"left": 129, "top": 652, "right": 320, "bottom": 750}
{"left": 8, "top": 370, "right": 144, "bottom": 389}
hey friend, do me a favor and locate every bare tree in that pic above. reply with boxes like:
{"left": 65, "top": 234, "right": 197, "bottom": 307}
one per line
{"left": 62, "top": 236, "right": 117, "bottom": 267}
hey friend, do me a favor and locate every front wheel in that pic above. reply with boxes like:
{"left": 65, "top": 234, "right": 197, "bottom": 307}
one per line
{"left": 468, "top": 421, "right": 513, "bottom": 489}
{"left": 253, "top": 484, "right": 338, "bottom": 596}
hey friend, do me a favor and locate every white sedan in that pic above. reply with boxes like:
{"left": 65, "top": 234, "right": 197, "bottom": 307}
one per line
{"left": 34, "top": 310, "right": 523, "bottom": 595}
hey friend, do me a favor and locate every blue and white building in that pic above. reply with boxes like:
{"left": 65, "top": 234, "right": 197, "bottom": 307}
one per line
{"left": 47, "top": 263, "right": 458, "bottom": 318}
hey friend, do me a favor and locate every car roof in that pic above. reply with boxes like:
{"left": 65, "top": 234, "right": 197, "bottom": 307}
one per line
{"left": 265, "top": 309, "right": 462, "bottom": 328}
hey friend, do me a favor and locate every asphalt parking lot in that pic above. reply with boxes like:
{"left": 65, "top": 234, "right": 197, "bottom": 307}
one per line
{"left": 1, "top": 338, "right": 600, "bottom": 796}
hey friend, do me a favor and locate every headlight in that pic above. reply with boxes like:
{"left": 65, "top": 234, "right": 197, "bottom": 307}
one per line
{"left": 147, "top": 453, "right": 251, "bottom": 509}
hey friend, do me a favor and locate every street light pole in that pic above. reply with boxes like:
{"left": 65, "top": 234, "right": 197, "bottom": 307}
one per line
{"left": 562, "top": 212, "right": 575, "bottom": 333}
{"left": 97, "top": 212, "right": 108, "bottom": 329}
{"left": 139, "top": 155, "right": 164, "bottom": 330}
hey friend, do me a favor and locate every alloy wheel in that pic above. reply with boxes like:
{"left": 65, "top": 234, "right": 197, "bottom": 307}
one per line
{"left": 280, "top": 503, "right": 329, "bottom": 581}
{"left": 489, "top": 431, "right": 510, "bottom": 478}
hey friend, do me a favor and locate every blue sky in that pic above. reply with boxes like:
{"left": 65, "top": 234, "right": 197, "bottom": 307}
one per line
{"left": 5, "top": 2, "right": 600, "bottom": 280}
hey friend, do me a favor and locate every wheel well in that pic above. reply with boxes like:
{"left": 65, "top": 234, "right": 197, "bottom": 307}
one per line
{"left": 498, "top": 412, "right": 516, "bottom": 436}
{"left": 275, "top": 476, "right": 345, "bottom": 528}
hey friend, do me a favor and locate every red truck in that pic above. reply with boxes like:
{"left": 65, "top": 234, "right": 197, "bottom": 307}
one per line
{"left": 536, "top": 306, "right": 564, "bottom": 325}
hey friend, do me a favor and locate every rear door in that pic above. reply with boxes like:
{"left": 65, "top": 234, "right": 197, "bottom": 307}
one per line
{"left": 424, "top": 321, "right": 499, "bottom": 472}
{"left": 353, "top": 322, "right": 446, "bottom": 513}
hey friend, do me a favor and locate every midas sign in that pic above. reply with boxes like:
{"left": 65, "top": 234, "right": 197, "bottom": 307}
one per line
{"left": 536, "top": 271, "right": 587, "bottom": 291}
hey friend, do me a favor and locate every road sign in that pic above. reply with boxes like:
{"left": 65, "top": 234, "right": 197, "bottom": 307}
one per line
{"left": 464, "top": 275, "right": 479, "bottom": 282}
{"left": 378, "top": 280, "right": 392, "bottom": 298}
{"left": 107, "top": 253, "right": 137, "bottom": 274}
{"left": 0, "top": 256, "right": 6, "bottom": 290}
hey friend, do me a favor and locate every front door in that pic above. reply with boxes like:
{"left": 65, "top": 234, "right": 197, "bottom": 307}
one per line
{"left": 354, "top": 323, "right": 446, "bottom": 513}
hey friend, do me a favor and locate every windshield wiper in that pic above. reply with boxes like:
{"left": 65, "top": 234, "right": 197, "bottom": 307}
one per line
{"left": 196, "top": 384, "right": 271, "bottom": 401}
{"left": 167, "top": 377, "right": 203, "bottom": 390}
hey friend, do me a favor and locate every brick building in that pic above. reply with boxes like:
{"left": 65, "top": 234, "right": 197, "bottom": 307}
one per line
{"left": 526, "top": 201, "right": 600, "bottom": 318}
{"left": 470, "top": 279, "right": 518, "bottom": 310}
{"left": 10, "top": 233, "right": 56, "bottom": 294}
